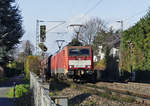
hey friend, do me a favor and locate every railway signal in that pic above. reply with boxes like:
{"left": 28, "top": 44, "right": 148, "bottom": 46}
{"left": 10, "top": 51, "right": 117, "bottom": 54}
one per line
{"left": 38, "top": 42, "right": 47, "bottom": 52}
{"left": 36, "top": 20, "right": 66, "bottom": 55}
{"left": 40, "top": 25, "right": 46, "bottom": 42}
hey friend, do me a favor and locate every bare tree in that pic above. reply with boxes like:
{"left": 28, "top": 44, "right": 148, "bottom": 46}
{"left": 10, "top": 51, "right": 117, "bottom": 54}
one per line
{"left": 22, "top": 40, "right": 34, "bottom": 56}
{"left": 79, "top": 17, "right": 106, "bottom": 45}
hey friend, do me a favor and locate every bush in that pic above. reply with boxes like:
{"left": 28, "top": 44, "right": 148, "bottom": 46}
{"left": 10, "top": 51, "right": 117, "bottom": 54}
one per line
{"left": 135, "top": 70, "right": 150, "bottom": 82}
{"left": 25, "top": 56, "right": 41, "bottom": 79}
{"left": 5, "top": 61, "right": 23, "bottom": 77}
{"left": 6, "top": 84, "right": 29, "bottom": 98}
{"left": 5, "top": 67, "right": 22, "bottom": 77}
{"left": 7, "top": 61, "right": 24, "bottom": 71}
{"left": 94, "top": 59, "right": 106, "bottom": 70}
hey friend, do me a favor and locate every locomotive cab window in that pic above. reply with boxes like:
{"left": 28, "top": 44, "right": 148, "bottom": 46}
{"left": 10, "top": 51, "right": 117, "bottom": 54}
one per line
{"left": 69, "top": 48, "right": 90, "bottom": 56}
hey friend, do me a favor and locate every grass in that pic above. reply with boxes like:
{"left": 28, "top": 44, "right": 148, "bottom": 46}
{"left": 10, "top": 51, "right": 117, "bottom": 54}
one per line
{"left": 49, "top": 92, "right": 56, "bottom": 96}
{"left": 86, "top": 100, "right": 97, "bottom": 105}
{"left": 70, "top": 83, "right": 77, "bottom": 89}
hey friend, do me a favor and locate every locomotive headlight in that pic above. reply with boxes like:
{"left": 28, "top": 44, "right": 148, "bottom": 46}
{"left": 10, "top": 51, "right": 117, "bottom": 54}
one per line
{"left": 69, "top": 65, "right": 74, "bottom": 68}
{"left": 81, "top": 70, "right": 84, "bottom": 75}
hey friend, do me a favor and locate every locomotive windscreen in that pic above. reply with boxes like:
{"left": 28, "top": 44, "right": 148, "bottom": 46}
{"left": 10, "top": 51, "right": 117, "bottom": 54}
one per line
{"left": 69, "top": 48, "right": 90, "bottom": 56}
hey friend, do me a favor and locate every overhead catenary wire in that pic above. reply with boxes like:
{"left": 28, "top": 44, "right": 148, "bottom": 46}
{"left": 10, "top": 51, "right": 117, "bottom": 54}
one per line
{"left": 123, "top": 9, "right": 148, "bottom": 21}
{"left": 106, "top": 8, "right": 148, "bottom": 31}
{"left": 60, "top": 0, "right": 104, "bottom": 29}
{"left": 73, "top": 0, "right": 103, "bottom": 23}
{"left": 54, "top": 0, "right": 104, "bottom": 48}
{"left": 46, "top": 22, "right": 66, "bottom": 33}
{"left": 84, "top": 0, "right": 103, "bottom": 16}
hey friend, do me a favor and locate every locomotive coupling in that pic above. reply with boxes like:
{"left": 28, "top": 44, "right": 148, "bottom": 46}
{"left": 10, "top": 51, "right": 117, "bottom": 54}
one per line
{"left": 68, "top": 70, "right": 74, "bottom": 76}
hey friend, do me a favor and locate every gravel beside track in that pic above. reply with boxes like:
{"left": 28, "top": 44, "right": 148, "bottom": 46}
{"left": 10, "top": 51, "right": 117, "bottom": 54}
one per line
{"left": 49, "top": 80, "right": 150, "bottom": 105}
{"left": 57, "top": 87, "right": 141, "bottom": 106}
{"left": 95, "top": 82, "right": 150, "bottom": 96}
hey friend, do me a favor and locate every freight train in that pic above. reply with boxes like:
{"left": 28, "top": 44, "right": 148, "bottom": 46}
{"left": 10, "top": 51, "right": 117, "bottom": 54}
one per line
{"left": 40, "top": 46, "right": 95, "bottom": 81}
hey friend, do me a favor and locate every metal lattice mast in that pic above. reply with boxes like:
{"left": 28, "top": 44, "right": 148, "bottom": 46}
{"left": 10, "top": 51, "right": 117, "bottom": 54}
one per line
{"left": 36, "top": 20, "right": 40, "bottom": 55}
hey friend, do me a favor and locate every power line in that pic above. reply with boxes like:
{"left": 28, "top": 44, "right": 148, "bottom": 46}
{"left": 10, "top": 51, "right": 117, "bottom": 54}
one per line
{"left": 66, "top": 0, "right": 103, "bottom": 26}
{"left": 107, "top": 9, "right": 148, "bottom": 30}
{"left": 64, "top": 0, "right": 103, "bottom": 24}
{"left": 84, "top": 0, "right": 103, "bottom": 15}
{"left": 41, "top": 0, "right": 104, "bottom": 44}
{"left": 46, "top": 22, "right": 66, "bottom": 33}
{"left": 124, "top": 9, "right": 148, "bottom": 21}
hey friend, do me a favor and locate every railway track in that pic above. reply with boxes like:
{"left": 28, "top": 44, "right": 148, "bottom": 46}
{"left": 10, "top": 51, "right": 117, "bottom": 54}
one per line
{"left": 85, "top": 83, "right": 150, "bottom": 105}
{"left": 66, "top": 79, "right": 150, "bottom": 105}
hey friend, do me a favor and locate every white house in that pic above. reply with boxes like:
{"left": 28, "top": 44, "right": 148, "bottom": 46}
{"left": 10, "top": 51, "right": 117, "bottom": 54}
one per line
{"left": 93, "top": 46, "right": 119, "bottom": 62}
{"left": 93, "top": 46, "right": 105, "bottom": 62}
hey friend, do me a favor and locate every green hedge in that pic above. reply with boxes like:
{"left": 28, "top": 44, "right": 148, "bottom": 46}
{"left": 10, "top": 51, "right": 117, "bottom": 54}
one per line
{"left": 5, "top": 61, "right": 23, "bottom": 77}
{"left": 135, "top": 71, "right": 150, "bottom": 82}
{"left": 120, "top": 11, "right": 150, "bottom": 72}
{"left": 25, "top": 56, "right": 41, "bottom": 79}
{"left": 119, "top": 10, "right": 150, "bottom": 81}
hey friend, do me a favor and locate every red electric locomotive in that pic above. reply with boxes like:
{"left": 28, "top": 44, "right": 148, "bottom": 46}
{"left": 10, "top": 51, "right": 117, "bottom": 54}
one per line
{"left": 41, "top": 46, "right": 94, "bottom": 81}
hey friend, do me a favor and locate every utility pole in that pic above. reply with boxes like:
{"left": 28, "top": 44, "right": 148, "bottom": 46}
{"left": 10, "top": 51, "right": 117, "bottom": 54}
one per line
{"left": 116, "top": 20, "right": 123, "bottom": 77}
{"left": 36, "top": 20, "right": 40, "bottom": 55}
{"left": 116, "top": 20, "right": 123, "bottom": 36}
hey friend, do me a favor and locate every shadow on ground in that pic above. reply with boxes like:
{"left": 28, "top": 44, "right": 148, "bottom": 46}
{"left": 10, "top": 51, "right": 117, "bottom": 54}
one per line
{"left": 0, "top": 97, "right": 15, "bottom": 106}
{"left": 0, "top": 75, "right": 25, "bottom": 87}
{"left": 49, "top": 80, "right": 70, "bottom": 91}
{"left": 69, "top": 93, "right": 91, "bottom": 105}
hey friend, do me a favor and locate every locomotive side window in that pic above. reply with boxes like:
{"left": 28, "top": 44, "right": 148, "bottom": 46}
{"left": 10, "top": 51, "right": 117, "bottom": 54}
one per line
{"left": 63, "top": 50, "right": 65, "bottom": 56}
{"left": 69, "top": 48, "right": 90, "bottom": 56}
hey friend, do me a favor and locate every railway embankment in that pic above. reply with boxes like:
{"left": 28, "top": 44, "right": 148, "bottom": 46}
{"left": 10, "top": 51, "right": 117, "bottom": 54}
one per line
{"left": 49, "top": 79, "right": 150, "bottom": 105}
{"left": 95, "top": 82, "right": 150, "bottom": 96}
{"left": 86, "top": 82, "right": 150, "bottom": 105}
